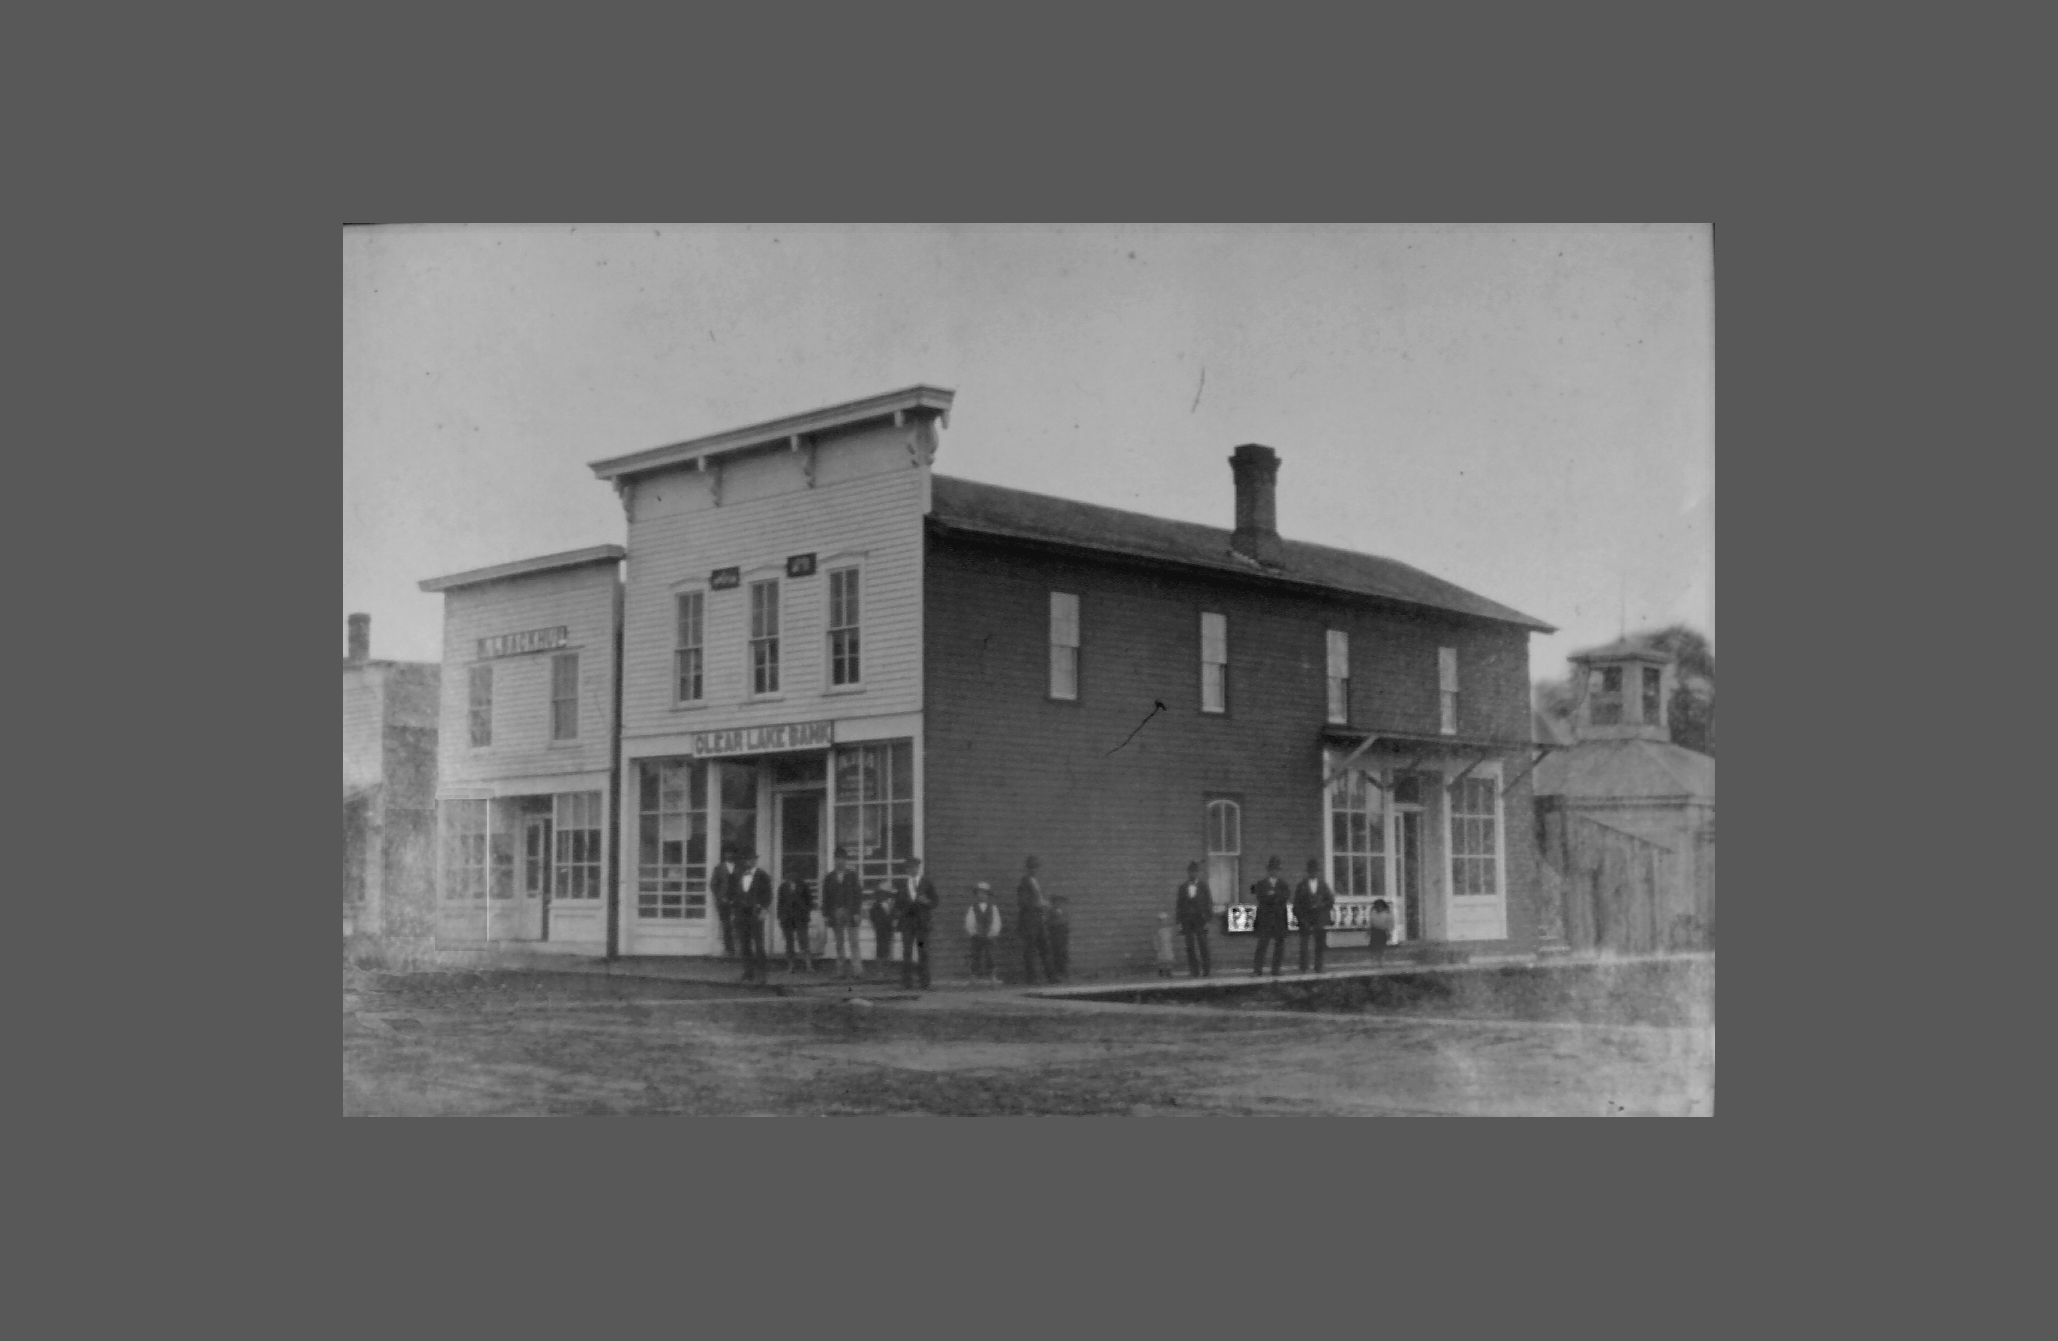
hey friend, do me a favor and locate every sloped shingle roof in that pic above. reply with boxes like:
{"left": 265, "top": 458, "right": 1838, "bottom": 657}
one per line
{"left": 1533, "top": 738, "right": 1716, "bottom": 800}
{"left": 928, "top": 476, "right": 1553, "bottom": 632}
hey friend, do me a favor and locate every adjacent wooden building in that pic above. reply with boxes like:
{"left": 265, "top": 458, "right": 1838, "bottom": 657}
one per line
{"left": 424, "top": 386, "right": 1559, "bottom": 977}
{"left": 342, "top": 614, "right": 440, "bottom": 940}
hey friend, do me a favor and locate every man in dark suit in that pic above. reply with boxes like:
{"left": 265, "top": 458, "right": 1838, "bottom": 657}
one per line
{"left": 892, "top": 856, "right": 941, "bottom": 990}
{"left": 1016, "top": 855, "right": 1054, "bottom": 984}
{"left": 1251, "top": 856, "right": 1291, "bottom": 976}
{"left": 820, "top": 845, "right": 866, "bottom": 979}
{"left": 709, "top": 845, "right": 739, "bottom": 959}
{"left": 733, "top": 851, "right": 773, "bottom": 983}
{"left": 1174, "top": 861, "right": 1214, "bottom": 978}
{"left": 867, "top": 880, "right": 898, "bottom": 976}
{"left": 1292, "top": 857, "right": 1337, "bottom": 974}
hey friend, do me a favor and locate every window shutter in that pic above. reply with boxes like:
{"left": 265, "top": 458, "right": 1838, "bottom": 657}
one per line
{"left": 1328, "top": 629, "right": 1349, "bottom": 679}
{"left": 1202, "top": 612, "right": 1227, "bottom": 662}
{"left": 1439, "top": 647, "right": 1458, "bottom": 692}
{"left": 1050, "top": 592, "right": 1079, "bottom": 647}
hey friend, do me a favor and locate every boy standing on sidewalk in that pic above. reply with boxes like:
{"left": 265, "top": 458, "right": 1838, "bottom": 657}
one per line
{"left": 776, "top": 864, "right": 816, "bottom": 973}
{"left": 964, "top": 882, "right": 1003, "bottom": 984}
{"left": 1153, "top": 913, "right": 1177, "bottom": 978}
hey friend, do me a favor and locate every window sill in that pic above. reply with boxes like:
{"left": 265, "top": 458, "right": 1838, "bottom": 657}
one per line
{"left": 747, "top": 694, "right": 787, "bottom": 705}
{"left": 822, "top": 682, "right": 867, "bottom": 697}
{"left": 670, "top": 700, "right": 710, "bottom": 712}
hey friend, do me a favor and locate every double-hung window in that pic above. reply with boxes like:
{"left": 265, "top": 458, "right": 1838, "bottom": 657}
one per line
{"left": 1049, "top": 592, "right": 1079, "bottom": 700}
{"left": 828, "top": 567, "right": 861, "bottom": 687}
{"left": 1641, "top": 666, "right": 1663, "bottom": 726}
{"left": 1326, "top": 629, "right": 1350, "bottom": 724}
{"left": 553, "top": 791, "right": 603, "bottom": 899}
{"left": 468, "top": 665, "right": 492, "bottom": 747}
{"left": 1201, "top": 612, "right": 1228, "bottom": 713}
{"left": 1206, "top": 798, "right": 1242, "bottom": 906}
{"left": 749, "top": 579, "right": 781, "bottom": 695}
{"left": 1450, "top": 776, "right": 1501, "bottom": 897}
{"left": 1438, "top": 647, "right": 1459, "bottom": 735}
{"left": 675, "top": 592, "right": 705, "bottom": 704}
{"left": 551, "top": 653, "right": 579, "bottom": 740}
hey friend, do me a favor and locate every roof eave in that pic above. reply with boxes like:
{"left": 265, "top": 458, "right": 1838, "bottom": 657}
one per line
{"left": 588, "top": 385, "right": 955, "bottom": 483}
{"left": 418, "top": 544, "right": 627, "bottom": 593}
{"left": 928, "top": 516, "right": 1555, "bottom": 634}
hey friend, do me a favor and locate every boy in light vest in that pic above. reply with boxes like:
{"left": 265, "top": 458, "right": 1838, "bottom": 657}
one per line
{"left": 964, "top": 882, "right": 1003, "bottom": 984}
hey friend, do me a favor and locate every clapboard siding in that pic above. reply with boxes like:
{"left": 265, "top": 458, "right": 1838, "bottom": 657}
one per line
{"left": 619, "top": 421, "right": 926, "bottom": 740}
{"left": 434, "top": 564, "right": 620, "bottom": 789}
{"left": 922, "top": 531, "right": 1541, "bottom": 980}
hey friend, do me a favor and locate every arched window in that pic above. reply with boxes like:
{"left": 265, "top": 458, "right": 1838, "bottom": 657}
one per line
{"left": 1206, "top": 799, "right": 1242, "bottom": 903}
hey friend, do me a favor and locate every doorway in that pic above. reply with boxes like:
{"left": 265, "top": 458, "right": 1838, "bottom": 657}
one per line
{"left": 523, "top": 812, "right": 553, "bottom": 941}
{"left": 1396, "top": 811, "right": 1423, "bottom": 942}
{"left": 773, "top": 789, "right": 825, "bottom": 951}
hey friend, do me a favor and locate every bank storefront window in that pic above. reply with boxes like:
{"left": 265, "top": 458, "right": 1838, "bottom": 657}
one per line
{"left": 637, "top": 760, "right": 707, "bottom": 919}
{"left": 835, "top": 740, "right": 912, "bottom": 890}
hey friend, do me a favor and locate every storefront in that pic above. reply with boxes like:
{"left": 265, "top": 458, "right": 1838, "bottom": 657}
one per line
{"left": 437, "top": 781, "right": 610, "bottom": 947}
{"left": 618, "top": 716, "right": 921, "bottom": 958}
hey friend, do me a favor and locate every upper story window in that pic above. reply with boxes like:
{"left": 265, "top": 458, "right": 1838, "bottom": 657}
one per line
{"left": 1326, "top": 629, "right": 1350, "bottom": 724}
{"left": 1590, "top": 665, "right": 1624, "bottom": 725}
{"left": 1641, "top": 665, "right": 1663, "bottom": 726}
{"left": 828, "top": 567, "right": 862, "bottom": 687}
{"left": 1438, "top": 647, "right": 1458, "bottom": 735}
{"left": 1201, "top": 612, "right": 1228, "bottom": 714}
{"left": 468, "top": 665, "right": 492, "bottom": 747}
{"left": 749, "top": 579, "right": 781, "bottom": 695}
{"left": 1049, "top": 592, "right": 1079, "bottom": 700}
{"left": 674, "top": 591, "right": 705, "bottom": 704}
{"left": 551, "top": 653, "right": 579, "bottom": 740}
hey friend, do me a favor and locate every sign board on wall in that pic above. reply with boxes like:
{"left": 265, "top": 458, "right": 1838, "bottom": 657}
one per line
{"left": 692, "top": 719, "right": 834, "bottom": 759}
{"left": 709, "top": 567, "right": 741, "bottom": 590}
{"left": 1223, "top": 899, "right": 1380, "bottom": 933}
{"left": 786, "top": 553, "right": 816, "bottom": 578}
{"left": 477, "top": 626, "right": 569, "bottom": 660}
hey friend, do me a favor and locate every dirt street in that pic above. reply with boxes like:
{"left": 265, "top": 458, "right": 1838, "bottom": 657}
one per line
{"left": 344, "top": 969, "right": 1713, "bottom": 1116}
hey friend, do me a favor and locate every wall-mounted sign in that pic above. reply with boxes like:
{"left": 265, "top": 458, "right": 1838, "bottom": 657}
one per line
{"left": 786, "top": 553, "right": 817, "bottom": 578}
{"left": 477, "top": 626, "right": 569, "bottom": 660}
{"left": 692, "top": 719, "right": 834, "bottom": 759}
{"left": 1223, "top": 899, "right": 1375, "bottom": 933}
{"left": 709, "top": 567, "right": 740, "bottom": 590}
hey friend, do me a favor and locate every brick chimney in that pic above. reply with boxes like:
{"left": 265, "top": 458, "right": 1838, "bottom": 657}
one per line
{"left": 347, "top": 613, "right": 370, "bottom": 663}
{"left": 1229, "top": 444, "right": 1282, "bottom": 566}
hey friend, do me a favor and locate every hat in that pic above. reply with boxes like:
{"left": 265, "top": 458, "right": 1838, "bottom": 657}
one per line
{"left": 974, "top": 881, "right": 992, "bottom": 893}
{"left": 833, "top": 845, "right": 849, "bottom": 858}
{"left": 1306, "top": 858, "right": 1321, "bottom": 871}
{"left": 1267, "top": 856, "right": 1282, "bottom": 871}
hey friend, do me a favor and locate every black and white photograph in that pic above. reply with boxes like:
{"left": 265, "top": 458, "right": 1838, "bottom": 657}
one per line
{"left": 343, "top": 223, "right": 1714, "bottom": 1116}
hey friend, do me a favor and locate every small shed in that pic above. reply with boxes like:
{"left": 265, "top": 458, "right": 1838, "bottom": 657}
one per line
{"left": 1533, "top": 639, "right": 1714, "bottom": 953}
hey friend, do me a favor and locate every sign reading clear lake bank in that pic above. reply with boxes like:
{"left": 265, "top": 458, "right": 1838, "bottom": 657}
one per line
{"left": 692, "top": 719, "right": 834, "bottom": 758}
{"left": 477, "top": 626, "right": 570, "bottom": 659}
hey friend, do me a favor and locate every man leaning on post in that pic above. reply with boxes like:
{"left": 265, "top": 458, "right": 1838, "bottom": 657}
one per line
{"left": 893, "top": 856, "right": 940, "bottom": 991}
{"left": 1016, "top": 855, "right": 1054, "bottom": 984}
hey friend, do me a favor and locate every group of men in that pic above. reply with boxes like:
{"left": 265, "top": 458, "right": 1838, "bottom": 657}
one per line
{"left": 710, "top": 845, "right": 940, "bottom": 989}
{"left": 713, "top": 844, "right": 1372, "bottom": 990}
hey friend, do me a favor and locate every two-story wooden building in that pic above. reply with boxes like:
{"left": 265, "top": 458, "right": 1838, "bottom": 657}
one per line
{"left": 418, "top": 546, "right": 625, "bottom": 954}
{"left": 556, "top": 386, "right": 1556, "bottom": 976}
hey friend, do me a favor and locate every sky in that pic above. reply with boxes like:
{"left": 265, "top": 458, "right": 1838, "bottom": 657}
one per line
{"left": 344, "top": 223, "right": 1712, "bottom": 682}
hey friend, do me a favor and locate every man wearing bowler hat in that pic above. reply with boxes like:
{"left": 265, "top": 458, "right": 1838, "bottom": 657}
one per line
{"left": 892, "top": 856, "right": 940, "bottom": 991}
{"left": 1292, "top": 857, "right": 1337, "bottom": 974}
{"left": 820, "top": 845, "right": 866, "bottom": 978}
{"left": 1251, "top": 856, "right": 1291, "bottom": 977}
{"left": 1174, "top": 860, "right": 1214, "bottom": 978}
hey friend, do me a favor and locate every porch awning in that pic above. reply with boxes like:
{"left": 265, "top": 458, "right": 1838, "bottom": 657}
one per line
{"left": 1320, "top": 728, "right": 1558, "bottom": 792}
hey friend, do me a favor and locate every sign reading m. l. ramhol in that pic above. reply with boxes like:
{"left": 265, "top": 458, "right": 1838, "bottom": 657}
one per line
{"left": 477, "top": 626, "right": 570, "bottom": 659}
{"left": 692, "top": 719, "right": 834, "bottom": 758}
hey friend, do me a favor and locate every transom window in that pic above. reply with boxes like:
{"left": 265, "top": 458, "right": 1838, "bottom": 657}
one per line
{"left": 1206, "top": 798, "right": 1242, "bottom": 903}
{"left": 675, "top": 592, "right": 704, "bottom": 704}
{"left": 1328, "top": 767, "right": 1386, "bottom": 898}
{"left": 551, "top": 653, "right": 579, "bottom": 740}
{"left": 828, "top": 567, "right": 861, "bottom": 686}
{"left": 554, "top": 791, "right": 603, "bottom": 899}
{"left": 1201, "top": 612, "right": 1228, "bottom": 713}
{"left": 1450, "top": 776, "right": 1501, "bottom": 897}
{"left": 637, "top": 759, "right": 708, "bottom": 919}
{"left": 1326, "top": 629, "right": 1350, "bottom": 724}
{"left": 468, "top": 665, "right": 492, "bottom": 747}
{"left": 835, "top": 740, "right": 913, "bottom": 891}
{"left": 1590, "top": 665, "right": 1624, "bottom": 725}
{"left": 1049, "top": 592, "right": 1079, "bottom": 700}
{"left": 749, "top": 579, "right": 781, "bottom": 695}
